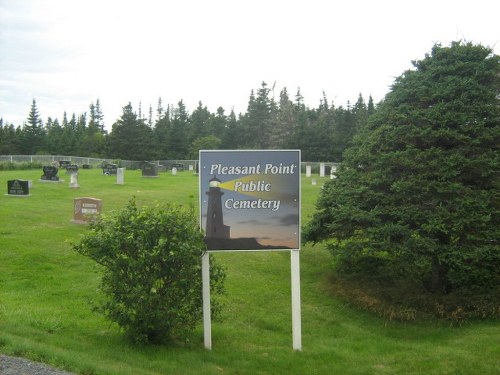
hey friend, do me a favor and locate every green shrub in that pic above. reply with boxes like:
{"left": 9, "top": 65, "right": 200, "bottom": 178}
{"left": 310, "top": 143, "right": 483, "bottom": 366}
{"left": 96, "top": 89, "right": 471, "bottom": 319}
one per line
{"left": 73, "top": 199, "right": 225, "bottom": 344}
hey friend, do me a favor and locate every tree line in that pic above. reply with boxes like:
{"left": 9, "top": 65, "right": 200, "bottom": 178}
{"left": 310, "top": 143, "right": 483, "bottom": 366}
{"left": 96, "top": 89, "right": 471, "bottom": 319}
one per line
{"left": 0, "top": 82, "right": 374, "bottom": 161}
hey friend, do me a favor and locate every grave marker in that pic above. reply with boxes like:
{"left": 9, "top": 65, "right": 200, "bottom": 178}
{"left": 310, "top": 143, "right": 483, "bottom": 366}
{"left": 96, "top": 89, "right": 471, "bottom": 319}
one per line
{"left": 142, "top": 162, "right": 158, "bottom": 177}
{"left": 41, "top": 166, "right": 60, "bottom": 181}
{"left": 72, "top": 197, "right": 102, "bottom": 224}
{"left": 319, "top": 163, "right": 325, "bottom": 177}
{"left": 69, "top": 173, "right": 79, "bottom": 188}
{"left": 7, "top": 179, "right": 30, "bottom": 196}
{"left": 116, "top": 168, "right": 125, "bottom": 184}
{"left": 102, "top": 163, "right": 118, "bottom": 175}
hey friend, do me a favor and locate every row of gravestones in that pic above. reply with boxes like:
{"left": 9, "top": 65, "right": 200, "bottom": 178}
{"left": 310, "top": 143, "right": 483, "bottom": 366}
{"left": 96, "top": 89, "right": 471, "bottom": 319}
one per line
{"left": 6, "top": 178, "right": 102, "bottom": 223}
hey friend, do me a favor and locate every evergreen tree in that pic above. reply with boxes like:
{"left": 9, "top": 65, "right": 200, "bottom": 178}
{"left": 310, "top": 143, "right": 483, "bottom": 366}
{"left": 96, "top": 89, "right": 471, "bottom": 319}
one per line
{"left": 165, "top": 100, "right": 189, "bottom": 159}
{"left": 21, "top": 98, "right": 46, "bottom": 154}
{"left": 305, "top": 42, "right": 500, "bottom": 298}
{"left": 108, "top": 103, "right": 155, "bottom": 160}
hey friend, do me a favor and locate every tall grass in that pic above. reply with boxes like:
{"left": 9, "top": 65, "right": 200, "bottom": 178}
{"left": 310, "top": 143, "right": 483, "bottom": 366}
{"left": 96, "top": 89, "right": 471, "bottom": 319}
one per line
{"left": 0, "top": 168, "right": 498, "bottom": 374}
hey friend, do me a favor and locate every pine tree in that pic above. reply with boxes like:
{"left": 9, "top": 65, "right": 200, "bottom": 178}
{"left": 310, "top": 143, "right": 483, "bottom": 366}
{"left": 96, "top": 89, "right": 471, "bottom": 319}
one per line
{"left": 305, "top": 42, "right": 500, "bottom": 297}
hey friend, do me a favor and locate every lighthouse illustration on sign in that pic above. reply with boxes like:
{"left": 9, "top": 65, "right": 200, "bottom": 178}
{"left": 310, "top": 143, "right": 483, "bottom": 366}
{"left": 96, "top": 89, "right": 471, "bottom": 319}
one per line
{"left": 205, "top": 176, "right": 230, "bottom": 239}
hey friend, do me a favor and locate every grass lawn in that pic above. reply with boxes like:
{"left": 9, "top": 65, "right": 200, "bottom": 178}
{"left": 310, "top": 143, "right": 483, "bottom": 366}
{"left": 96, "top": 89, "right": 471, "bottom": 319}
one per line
{"left": 0, "top": 168, "right": 498, "bottom": 374}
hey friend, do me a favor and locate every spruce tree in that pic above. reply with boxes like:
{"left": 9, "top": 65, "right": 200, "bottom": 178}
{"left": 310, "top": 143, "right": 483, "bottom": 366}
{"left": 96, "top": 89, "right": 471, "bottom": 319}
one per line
{"left": 305, "top": 42, "right": 500, "bottom": 297}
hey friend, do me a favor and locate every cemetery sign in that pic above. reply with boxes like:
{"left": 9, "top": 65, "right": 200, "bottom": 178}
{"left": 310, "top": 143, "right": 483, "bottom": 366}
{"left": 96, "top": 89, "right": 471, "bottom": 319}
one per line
{"left": 199, "top": 149, "right": 301, "bottom": 251}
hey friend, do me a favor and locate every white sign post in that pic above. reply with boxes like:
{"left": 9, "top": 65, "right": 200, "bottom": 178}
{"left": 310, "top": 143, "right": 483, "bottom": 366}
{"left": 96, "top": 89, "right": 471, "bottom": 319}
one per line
{"left": 200, "top": 150, "right": 301, "bottom": 351}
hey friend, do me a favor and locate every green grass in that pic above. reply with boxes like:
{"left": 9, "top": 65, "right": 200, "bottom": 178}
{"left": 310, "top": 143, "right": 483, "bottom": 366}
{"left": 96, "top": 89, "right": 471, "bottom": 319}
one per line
{"left": 1, "top": 169, "right": 499, "bottom": 374}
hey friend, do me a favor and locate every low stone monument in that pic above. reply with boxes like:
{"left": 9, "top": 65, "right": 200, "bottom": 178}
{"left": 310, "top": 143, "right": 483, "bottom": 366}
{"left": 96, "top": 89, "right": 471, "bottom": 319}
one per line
{"left": 72, "top": 197, "right": 102, "bottom": 224}
{"left": 142, "top": 162, "right": 158, "bottom": 177}
{"left": 306, "top": 165, "right": 312, "bottom": 177}
{"left": 7, "top": 179, "right": 30, "bottom": 196}
{"left": 102, "top": 163, "right": 118, "bottom": 175}
{"left": 59, "top": 160, "right": 71, "bottom": 169}
{"left": 41, "top": 166, "right": 59, "bottom": 181}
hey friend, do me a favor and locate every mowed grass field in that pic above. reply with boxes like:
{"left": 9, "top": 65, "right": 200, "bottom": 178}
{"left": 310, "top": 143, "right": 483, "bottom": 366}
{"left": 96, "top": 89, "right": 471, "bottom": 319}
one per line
{"left": 0, "top": 168, "right": 498, "bottom": 375}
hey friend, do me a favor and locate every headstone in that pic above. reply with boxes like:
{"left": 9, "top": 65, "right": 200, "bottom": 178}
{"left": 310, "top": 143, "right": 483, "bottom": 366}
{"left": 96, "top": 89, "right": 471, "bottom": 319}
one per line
{"left": 82, "top": 164, "right": 91, "bottom": 169}
{"left": 7, "top": 179, "right": 30, "bottom": 196}
{"left": 59, "top": 160, "right": 71, "bottom": 169}
{"left": 41, "top": 166, "right": 59, "bottom": 181}
{"left": 172, "top": 167, "right": 177, "bottom": 176}
{"left": 330, "top": 165, "right": 337, "bottom": 179}
{"left": 69, "top": 172, "right": 79, "bottom": 188}
{"left": 102, "top": 163, "right": 118, "bottom": 175}
{"left": 171, "top": 163, "right": 184, "bottom": 171}
{"left": 189, "top": 164, "right": 194, "bottom": 171}
{"left": 72, "top": 197, "right": 102, "bottom": 224}
{"left": 195, "top": 161, "right": 199, "bottom": 175}
{"left": 319, "top": 163, "right": 325, "bottom": 177}
{"left": 312, "top": 178, "right": 317, "bottom": 186}
{"left": 306, "top": 165, "right": 311, "bottom": 177}
{"left": 142, "top": 162, "right": 158, "bottom": 177}
{"left": 116, "top": 167, "right": 125, "bottom": 184}
{"left": 66, "top": 164, "right": 79, "bottom": 174}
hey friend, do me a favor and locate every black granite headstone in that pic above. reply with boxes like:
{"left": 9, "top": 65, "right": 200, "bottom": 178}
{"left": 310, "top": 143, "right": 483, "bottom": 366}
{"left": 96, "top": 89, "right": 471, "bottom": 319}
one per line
{"left": 59, "top": 160, "right": 71, "bottom": 169}
{"left": 7, "top": 179, "right": 30, "bottom": 195}
{"left": 41, "top": 166, "right": 59, "bottom": 181}
{"left": 102, "top": 163, "right": 118, "bottom": 175}
{"left": 142, "top": 162, "right": 158, "bottom": 177}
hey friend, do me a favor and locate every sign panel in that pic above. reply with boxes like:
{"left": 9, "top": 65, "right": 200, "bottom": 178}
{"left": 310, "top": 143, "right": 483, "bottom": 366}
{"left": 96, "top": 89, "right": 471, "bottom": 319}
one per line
{"left": 199, "top": 150, "right": 300, "bottom": 251}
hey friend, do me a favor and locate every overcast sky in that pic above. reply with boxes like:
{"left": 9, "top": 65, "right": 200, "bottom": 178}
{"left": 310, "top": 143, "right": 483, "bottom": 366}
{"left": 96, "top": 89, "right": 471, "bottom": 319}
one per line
{"left": 1, "top": 0, "right": 498, "bottom": 129}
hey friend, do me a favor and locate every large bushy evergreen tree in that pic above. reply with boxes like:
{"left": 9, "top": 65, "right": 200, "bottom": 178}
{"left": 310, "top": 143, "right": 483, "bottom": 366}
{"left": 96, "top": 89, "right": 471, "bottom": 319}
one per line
{"left": 305, "top": 42, "right": 500, "bottom": 299}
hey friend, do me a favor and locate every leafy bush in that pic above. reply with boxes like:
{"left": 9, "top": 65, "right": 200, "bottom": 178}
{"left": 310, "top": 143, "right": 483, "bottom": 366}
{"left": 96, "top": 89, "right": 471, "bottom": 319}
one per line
{"left": 73, "top": 199, "right": 225, "bottom": 344}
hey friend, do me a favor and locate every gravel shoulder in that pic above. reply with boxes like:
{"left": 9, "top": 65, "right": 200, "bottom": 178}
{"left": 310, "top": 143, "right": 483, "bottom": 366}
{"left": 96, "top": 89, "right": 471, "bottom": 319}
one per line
{"left": 0, "top": 354, "right": 75, "bottom": 375}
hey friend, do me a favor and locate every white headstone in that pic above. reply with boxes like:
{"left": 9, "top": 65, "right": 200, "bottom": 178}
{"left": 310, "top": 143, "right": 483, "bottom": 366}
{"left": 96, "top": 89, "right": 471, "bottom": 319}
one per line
{"left": 319, "top": 163, "right": 325, "bottom": 177}
{"left": 189, "top": 164, "right": 194, "bottom": 171}
{"left": 172, "top": 167, "right": 177, "bottom": 176}
{"left": 116, "top": 168, "right": 125, "bottom": 185}
{"left": 312, "top": 178, "right": 317, "bottom": 185}
{"left": 306, "top": 165, "right": 311, "bottom": 177}
{"left": 69, "top": 173, "right": 79, "bottom": 188}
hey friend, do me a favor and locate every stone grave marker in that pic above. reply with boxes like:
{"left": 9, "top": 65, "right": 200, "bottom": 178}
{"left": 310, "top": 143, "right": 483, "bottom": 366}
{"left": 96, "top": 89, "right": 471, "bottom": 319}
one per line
{"left": 66, "top": 164, "right": 79, "bottom": 174}
{"left": 41, "top": 166, "right": 60, "bottom": 181}
{"left": 7, "top": 179, "right": 30, "bottom": 196}
{"left": 72, "top": 197, "right": 102, "bottom": 224}
{"left": 116, "top": 167, "right": 125, "bottom": 184}
{"left": 320, "top": 163, "right": 325, "bottom": 177}
{"left": 59, "top": 160, "right": 71, "bottom": 169}
{"left": 306, "top": 165, "right": 311, "bottom": 177}
{"left": 69, "top": 172, "right": 80, "bottom": 188}
{"left": 330, "top": 165, "right": 337, "bottom": 179}
{"left": 82, "top": 164, "right": 91, "bottom": 169}
{"left": 102, "top": 163, "right": 118, "bottom": 175}
{"left": 142, "top": 162, "right": 158, "bottom": 177}
{"left": 172, "top": 167, "right": 177, "bottom": 176}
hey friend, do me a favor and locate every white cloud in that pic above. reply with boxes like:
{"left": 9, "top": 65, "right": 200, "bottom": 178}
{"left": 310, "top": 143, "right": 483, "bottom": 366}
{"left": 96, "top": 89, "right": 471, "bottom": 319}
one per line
{"left": 1, "top": 0, "right": 498, "bottom": 128}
